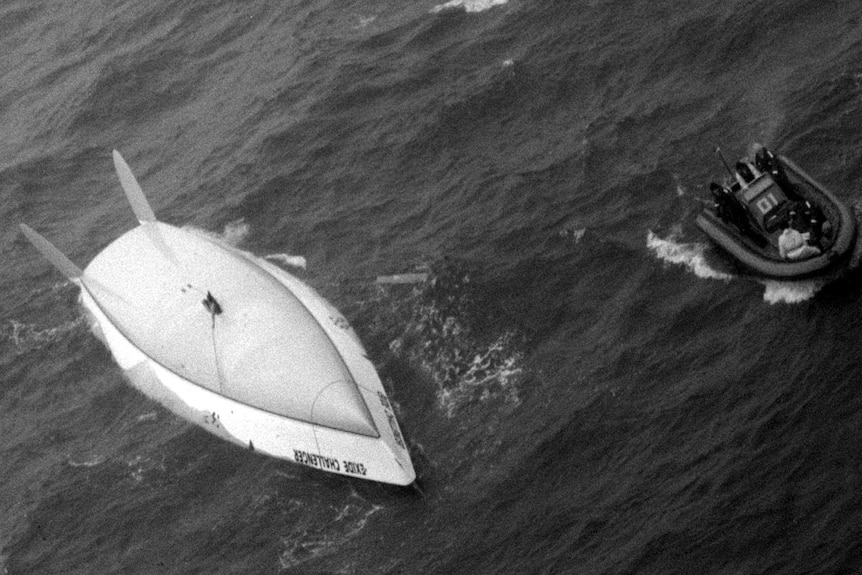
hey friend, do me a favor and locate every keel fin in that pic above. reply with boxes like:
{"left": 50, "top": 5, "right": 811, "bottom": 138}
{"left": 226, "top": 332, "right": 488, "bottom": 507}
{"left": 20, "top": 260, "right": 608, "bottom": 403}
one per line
{"left": 19, "top": 224, "right": 83, "bottom": 280}
{"left": 113, "top": 150, "right": 157, "bottom": 224}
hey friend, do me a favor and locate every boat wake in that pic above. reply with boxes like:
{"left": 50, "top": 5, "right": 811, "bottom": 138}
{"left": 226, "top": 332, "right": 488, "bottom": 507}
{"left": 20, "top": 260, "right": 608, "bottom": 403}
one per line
{"left": 646, "top": 229, "right": 733, "bottom": 281}
{"left": 647, "top": 230, "right": 821, "bottom": 304}
{"left": 760, "top": 279, "right": 822, "bottom": 305}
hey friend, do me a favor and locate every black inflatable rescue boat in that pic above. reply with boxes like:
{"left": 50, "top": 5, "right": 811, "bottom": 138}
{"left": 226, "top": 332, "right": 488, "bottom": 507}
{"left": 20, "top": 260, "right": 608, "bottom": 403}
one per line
{"left": 696, "top": 144, "right": 857, "bottom": 279}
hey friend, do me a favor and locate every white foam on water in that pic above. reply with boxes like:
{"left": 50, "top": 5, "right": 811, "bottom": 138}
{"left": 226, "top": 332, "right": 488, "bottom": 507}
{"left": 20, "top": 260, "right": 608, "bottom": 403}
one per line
{"left": 559, "top": 227, "right": 586, "bottom": 243}
{"left": 646, "top": 229, "right": 734, "bottom": 281}
{"left": 760, "top": 279, "right": 821, "bottom": 305}
{"left": 264, "top": 253, "right": 308, "bottom": 270}
{"left": 647, "top": 230, "right": 822, "bottom": 304}
{"left": 184, "top": 218, "right": 249, "bottom": 247}
{"left": 436, "top": 332, "right": 524, "bottom": 419}
{"left": 67, "top": 455, "right": 107, "bottom": 468}
{"left": 184, "top": 221, "right": 307, "bottom": 269}
{"left": 430, "top": 0, "right": 508, "bottom": 13}
{"left": 392, "top": 301, "right": 523, "bottom": 418}
{"left": 4, "top": 316, "right": 87, "bottom": 355}
{"left": 221, "top": 218, "right": 250, "bottom": 246}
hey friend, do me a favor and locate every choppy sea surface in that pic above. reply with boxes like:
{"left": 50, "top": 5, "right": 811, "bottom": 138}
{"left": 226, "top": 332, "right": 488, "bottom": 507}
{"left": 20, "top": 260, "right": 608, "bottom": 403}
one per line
{"left": 3, "top": 1, "right": 862, "bottom": 573}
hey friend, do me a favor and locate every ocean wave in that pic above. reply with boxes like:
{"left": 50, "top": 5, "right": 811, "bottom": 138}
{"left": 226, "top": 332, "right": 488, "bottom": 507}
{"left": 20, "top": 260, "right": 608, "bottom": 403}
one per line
{"left": 430, "top": 0, "right": 508, "bottom": 14}
{"left": 646, "top": 229, "right": 734, "bottom": 281}
{"left": 647, "top": 230, "right": 824, "bottom": 303}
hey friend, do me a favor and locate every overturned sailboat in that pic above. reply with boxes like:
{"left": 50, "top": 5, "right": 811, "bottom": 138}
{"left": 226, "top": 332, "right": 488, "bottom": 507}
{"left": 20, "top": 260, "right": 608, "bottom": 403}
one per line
{"left": 20, "top": 151, "right": 415, "bottom": 486}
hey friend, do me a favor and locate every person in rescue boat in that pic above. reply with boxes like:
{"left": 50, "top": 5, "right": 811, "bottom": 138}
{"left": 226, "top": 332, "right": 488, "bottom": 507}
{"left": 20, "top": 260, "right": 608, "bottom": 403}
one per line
{"left": 735, "top": 161, "right": 755, "bottom": 184}
{"left": 752, "top": 143, "right": 798, "bottom": 198}
{"left": 788, "top": 202, "right": 828, "bottom": 250}
{"left": 710, "top": 182, "right": 752, "bottom": 233}
{"left": 778, "top": 222, "right": 821, "bottom": 260}
{"left": 754, "top": 144, "right": 777, "bottom": 175}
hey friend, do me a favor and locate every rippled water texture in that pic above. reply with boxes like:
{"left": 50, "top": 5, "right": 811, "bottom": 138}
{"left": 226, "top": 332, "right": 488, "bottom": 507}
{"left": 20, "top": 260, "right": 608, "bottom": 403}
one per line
{"left": 3, "top": 1, "right": 862, "bottom": 573}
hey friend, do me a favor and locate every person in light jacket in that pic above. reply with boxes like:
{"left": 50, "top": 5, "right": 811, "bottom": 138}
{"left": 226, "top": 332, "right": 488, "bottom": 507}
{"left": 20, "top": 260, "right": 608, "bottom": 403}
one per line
{"left": 778, "top": 225, "right": 820, "bottom": 260}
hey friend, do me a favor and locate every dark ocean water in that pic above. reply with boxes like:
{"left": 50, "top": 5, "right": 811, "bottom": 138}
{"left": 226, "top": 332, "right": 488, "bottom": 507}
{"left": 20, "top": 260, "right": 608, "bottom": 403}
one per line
{"left": 3, "top": 0, "right": 862, "bottom": 573}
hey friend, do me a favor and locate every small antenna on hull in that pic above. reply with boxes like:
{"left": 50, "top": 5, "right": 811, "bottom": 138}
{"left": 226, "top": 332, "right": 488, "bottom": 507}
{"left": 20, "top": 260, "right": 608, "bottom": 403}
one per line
{"left": 715, "top": 146, "right": 735, "bottom": 178}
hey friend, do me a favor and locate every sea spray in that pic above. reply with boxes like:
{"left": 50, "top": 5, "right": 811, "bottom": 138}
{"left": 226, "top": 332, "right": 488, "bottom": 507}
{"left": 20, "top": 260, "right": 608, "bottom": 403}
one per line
{"left": 647, "top": 230, "right": 824, "bottom": 303}
{"left": 183, "top": 221, "right": 308, "bottom": 269}
{"left": 264, "top": 253, "right": 308, "bottom": 270}
{"left": 646, "top": 229, "right": 734, "bottom": 281}
{"left": 760, "top": 279, "right": 821, "bottom": 304}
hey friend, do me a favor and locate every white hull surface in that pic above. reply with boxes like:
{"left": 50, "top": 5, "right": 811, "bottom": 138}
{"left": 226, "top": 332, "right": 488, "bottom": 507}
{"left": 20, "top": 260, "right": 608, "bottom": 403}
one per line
{"left": 21, "top": 151, "right": 415, "bottom": 486}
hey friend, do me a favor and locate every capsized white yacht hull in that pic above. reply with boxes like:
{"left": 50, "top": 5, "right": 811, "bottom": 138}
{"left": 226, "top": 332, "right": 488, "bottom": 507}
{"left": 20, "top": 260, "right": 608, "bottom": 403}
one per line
{"left": 20, "top": 151, "right": 415, "bottom": 486}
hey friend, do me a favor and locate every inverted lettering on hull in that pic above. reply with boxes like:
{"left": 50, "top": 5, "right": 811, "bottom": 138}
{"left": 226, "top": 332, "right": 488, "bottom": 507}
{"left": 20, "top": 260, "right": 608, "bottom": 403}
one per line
{"left": 293, "top": 449, "right": 341, "bottom": 472}
{"left": 292, "top": 449, "right": 369, "bottom": 477}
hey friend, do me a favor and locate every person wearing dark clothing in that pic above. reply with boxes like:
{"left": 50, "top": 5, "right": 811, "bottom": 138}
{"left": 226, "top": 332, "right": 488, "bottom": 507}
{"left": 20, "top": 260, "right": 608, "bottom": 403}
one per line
{"left": 710, "top": 182, "right": 732, "bottom": 222}
{"left": 735, "top": 161, "right": 755, "bottom": 183}
{"left": 754, "top": 145, "right": 777, "bottom": 174}
{"left": 710, "top": 181, "right": 751, "bottom": 234}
